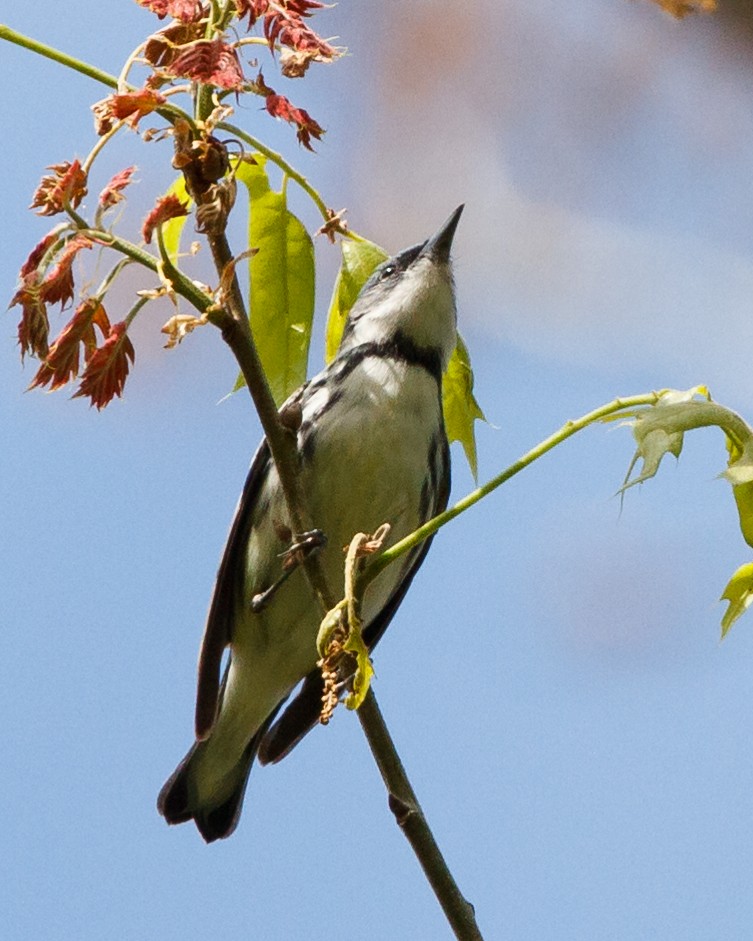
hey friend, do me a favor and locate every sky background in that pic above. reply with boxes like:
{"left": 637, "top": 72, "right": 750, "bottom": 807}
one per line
{"left": 3, "top": 1, "right": 753, "bottom": 938}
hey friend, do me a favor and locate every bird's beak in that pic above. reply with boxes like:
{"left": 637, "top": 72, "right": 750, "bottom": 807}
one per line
{"left": 420, "top": 204, "right": 464, "bottom": 264}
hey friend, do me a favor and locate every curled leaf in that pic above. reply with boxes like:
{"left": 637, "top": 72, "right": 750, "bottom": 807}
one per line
{"left": 92, "top": 89, "right": 167, "bottom": 135}
{"left": 249, "top": 72, "right": 324, "bottom": 149}
{"left": 619, "top": 387, "right": 712, "bottom": 492}
{"left": 161, "top": 312, "right": 208, "bottom": 348}
{"left": 99, "top": 166, "right": 137, "bottom": 209}
{"left": 443, "top": 335, "right": 486, "bottom": 481}
{"left": 724, "top": 433, "right": 753, "bottom": 550}
{"left": 142, "top": 192, "right": 190, "bottom": 244}
{"left": 720, "top": 563, "right": 753, "bottom": 637}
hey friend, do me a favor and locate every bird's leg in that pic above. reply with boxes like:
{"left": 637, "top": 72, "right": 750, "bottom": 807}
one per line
{"left": 250, "top": 529, "right": 327, "bottom": 612}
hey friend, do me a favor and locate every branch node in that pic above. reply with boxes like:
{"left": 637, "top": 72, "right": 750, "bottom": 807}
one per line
{"left": 388, "top": 792, "right": 416, "bottom": 826}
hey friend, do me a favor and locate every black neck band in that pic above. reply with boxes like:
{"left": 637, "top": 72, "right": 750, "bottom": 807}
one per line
{"left": 337, "top": 332, "right": 443, "bottom": 385}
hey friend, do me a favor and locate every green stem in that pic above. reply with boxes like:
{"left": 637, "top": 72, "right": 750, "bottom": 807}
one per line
{"left": 633, "top": 400, "right": 753, "bottom": 453}
{"left": 123, "top": 294, "right": 151, "bottom": 327}
{"left": 0, "top": 24, "right": 119, "bottom": 89}
{"left": 370, "top": 391, "right": 665, "bottom": 581}
{"left": 219, "top": 121, "right": 330, "bottom": 220}
{"left": 1, "top": 25, "right": 193, "bottom": 128}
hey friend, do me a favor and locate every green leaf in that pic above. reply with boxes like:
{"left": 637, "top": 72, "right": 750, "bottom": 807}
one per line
{"left": 443, "top": 334, "right": 486, "bottom": 480}
{"left": 720, "top": 562, "right": 753, "bottom": 637}
{"left": 324, "top": 236, "right": 388, "bottom": 362}
{"left": 161, "top": 176, "right": 192, "bottom": 265}
{"left": 618, "top": 387, "right": 711, "bottom": 493}
{"left": 235, "top": 155, "right": 315, "bottom": 405}
{"left": 724, "top": 434, "right": 753, "bottom": 550}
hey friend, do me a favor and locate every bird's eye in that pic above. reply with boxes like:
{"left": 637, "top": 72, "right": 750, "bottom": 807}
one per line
{"left": 380, "top": 263, "right": 396, "bottom": 280}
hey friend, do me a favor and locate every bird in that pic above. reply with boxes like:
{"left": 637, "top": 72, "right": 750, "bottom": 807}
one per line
{"left": 157, "top": 205, "right": 463, "bottom": 841}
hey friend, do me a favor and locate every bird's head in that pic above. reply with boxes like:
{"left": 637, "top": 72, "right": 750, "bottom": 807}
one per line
{"left": 339, "top": 205, "right": 464, "bottom": 372}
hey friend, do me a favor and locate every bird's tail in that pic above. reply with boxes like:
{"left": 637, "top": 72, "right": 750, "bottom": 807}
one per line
{"left": 157, "top": 710, "right": 279, "bottom": 842}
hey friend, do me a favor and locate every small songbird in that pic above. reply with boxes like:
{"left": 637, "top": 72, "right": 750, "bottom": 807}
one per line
{"left": 158, "top": 205, "right": 463, "bottom": 841}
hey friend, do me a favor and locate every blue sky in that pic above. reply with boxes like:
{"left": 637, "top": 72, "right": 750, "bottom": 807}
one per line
{"left": 3, "top": 2, "right": 753, "bottom": 939}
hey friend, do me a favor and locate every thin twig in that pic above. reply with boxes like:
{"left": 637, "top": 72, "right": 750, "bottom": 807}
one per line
{"left": 368, "top": 392, "right": 666, "bottom": 583}
{"left": 358, "top": 694, "right": 484, "bottom": 941}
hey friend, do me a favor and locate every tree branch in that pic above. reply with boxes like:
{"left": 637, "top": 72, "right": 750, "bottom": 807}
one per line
{"left": 358, "top": 693, "right": 485, "bottom": 940}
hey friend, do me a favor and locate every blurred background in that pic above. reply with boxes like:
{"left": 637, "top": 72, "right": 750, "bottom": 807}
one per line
{"left": 2, "top": 1, "right": 753, "bottom": 938}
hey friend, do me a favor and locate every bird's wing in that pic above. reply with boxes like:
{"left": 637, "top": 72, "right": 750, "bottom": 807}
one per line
{"left": 194, "top": 440, "right": 271, "bottom": 740}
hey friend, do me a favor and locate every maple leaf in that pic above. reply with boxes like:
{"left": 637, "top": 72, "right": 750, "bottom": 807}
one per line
{"left": 142, "top": 193, "right": 190, "bottom": 244}
{"left": 29, "top": 300, "right": 110, "bottom": 392}
{"left": 99, "top": 166, "right": 137, "bottom": 209}
{"left": 168, "top": 39, "right": 245, "bottom": 89}
{"left": 136, "top": 0, "right": 206, "bottom": 21}
{"left": 30, "top": 160, "right": 87, "bottom": 216}
{"left": 92, "top": 89, "right": 167, "bottom": 135}
{"left": 74, "top": 320, "right": 135, "bottom": 409}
